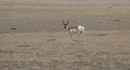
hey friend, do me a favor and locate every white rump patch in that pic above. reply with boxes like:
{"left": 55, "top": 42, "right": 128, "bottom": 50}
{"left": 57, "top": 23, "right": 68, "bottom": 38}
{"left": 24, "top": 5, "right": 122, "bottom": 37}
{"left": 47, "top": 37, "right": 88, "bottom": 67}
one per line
{"left": 78, "top": 26, "right": 85, "bottom": 32}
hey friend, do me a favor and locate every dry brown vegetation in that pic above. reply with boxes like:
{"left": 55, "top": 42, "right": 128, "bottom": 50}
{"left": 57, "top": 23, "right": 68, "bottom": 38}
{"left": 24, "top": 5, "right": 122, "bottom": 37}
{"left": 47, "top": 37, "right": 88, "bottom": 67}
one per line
{"left": 0, "top": 0, "right": 130, "bottom": 70}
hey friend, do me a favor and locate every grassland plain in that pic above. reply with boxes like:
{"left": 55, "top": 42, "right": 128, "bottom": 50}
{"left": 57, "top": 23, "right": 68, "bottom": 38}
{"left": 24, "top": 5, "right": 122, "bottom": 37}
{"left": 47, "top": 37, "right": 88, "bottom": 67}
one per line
{"left": 0, "top": 0, "right": 130, "bottom": 70}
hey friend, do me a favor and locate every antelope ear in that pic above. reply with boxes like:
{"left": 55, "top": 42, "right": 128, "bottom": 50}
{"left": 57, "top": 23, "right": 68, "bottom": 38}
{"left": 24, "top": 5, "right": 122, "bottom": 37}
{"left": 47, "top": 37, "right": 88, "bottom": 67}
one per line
{"left": 67, "top": 20, "right": 69, "bottom": 25}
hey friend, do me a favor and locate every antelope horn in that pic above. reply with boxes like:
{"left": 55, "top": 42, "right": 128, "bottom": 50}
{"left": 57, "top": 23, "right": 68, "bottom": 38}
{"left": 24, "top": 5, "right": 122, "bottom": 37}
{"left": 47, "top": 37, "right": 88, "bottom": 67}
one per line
{"left": 62, "top": 20, "right": 65, "bottom": 25}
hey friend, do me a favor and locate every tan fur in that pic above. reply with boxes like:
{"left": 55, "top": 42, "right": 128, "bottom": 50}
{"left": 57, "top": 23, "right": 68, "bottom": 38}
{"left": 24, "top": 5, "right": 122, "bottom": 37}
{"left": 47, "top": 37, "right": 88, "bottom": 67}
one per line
{"left": 67, "top": 26, "right": 80, "bottom": 39}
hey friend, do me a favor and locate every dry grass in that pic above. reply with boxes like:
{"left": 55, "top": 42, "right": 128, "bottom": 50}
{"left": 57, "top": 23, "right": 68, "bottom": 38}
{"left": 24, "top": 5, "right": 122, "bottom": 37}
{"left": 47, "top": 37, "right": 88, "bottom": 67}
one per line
{"left": 0, "top": 0, "right": 130, "bottom": 70}
{"left": 0, "top": 1, "right": 130, "bottom": 33}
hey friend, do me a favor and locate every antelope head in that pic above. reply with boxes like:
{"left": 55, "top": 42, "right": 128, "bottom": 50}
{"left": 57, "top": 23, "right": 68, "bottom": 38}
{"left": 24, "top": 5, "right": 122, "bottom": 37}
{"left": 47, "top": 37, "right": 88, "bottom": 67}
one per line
{"left": 62, "top": 20, "right": 69, "bottom": 29}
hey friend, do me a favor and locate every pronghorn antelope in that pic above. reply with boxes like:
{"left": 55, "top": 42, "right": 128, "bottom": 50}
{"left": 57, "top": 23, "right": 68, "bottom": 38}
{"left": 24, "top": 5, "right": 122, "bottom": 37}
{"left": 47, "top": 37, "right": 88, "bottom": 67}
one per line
{"left": 62, "top": 20, "right": 84, "bottom": 39}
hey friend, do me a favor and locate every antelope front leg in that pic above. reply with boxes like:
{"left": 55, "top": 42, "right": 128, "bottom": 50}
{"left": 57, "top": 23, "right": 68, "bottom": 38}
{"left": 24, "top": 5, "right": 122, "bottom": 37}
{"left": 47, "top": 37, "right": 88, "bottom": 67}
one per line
{"left": 70, "top": 34, "right": 72, "bottom": 40}
{"left": 77, "top": 31, "right": 80, "bottom": 39}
